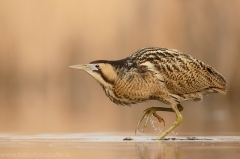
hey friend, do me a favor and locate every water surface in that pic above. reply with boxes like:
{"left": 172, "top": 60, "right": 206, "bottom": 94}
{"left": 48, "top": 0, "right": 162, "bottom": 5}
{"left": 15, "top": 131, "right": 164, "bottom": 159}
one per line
{"left": 0, "top": 134, "right": 239, "bottom": 159}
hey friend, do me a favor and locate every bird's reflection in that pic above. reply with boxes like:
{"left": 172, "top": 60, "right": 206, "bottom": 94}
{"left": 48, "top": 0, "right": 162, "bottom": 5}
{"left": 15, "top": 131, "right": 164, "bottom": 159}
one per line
{"left": 135, "top": 142, "right": 180, "bottom": 159}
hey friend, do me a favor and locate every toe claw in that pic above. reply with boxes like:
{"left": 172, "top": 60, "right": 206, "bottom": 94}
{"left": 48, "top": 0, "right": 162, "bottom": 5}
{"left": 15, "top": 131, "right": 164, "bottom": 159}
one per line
{"left": 162, "top": 118, "right": 165, "bottom": 126}
{"left": 153, "top": 112, "right": 165, "bottom": 126}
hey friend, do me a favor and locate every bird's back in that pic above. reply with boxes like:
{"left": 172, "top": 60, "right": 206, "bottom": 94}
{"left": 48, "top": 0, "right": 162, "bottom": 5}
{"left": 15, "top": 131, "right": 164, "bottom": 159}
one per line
{"left": 121, "top": 47, "right": 227, "bottom": 102}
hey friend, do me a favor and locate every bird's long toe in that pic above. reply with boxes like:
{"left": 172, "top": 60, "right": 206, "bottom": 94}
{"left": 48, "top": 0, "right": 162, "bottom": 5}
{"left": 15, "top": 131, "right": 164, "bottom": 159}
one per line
{"left": 135, "top": 108, "right": 150, "bottom": 133}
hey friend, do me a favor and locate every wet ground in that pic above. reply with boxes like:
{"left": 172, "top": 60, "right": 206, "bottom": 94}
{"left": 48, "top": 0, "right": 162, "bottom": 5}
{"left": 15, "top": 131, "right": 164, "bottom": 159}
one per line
{"left": 0, "top": 134, "right": 240, "bottom": 159}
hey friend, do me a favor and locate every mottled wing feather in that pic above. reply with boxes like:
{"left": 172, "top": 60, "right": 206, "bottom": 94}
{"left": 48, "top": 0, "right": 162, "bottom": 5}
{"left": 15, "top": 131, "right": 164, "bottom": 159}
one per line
{"left": 129, "top": 47, "right": 227, "bottom": 96}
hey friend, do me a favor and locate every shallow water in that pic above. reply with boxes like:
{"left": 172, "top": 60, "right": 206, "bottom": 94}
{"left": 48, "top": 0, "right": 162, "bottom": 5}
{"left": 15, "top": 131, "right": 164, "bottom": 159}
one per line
{"left": 0, "top": 134, "right": 240, "bottom": 159}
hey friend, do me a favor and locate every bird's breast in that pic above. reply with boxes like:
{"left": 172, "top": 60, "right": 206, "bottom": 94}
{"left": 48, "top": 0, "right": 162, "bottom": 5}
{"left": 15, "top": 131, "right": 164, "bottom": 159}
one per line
{"left": 102, "top": 86, "right": 135, "bottom": 105}
{"left": 110, "top": 73, "right": 164, "bottom": 105}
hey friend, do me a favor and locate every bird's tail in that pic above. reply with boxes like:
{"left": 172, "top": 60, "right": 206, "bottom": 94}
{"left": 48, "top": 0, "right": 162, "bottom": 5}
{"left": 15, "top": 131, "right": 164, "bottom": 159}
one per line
{"left": 212, "top": 87, "right": 227, "bottom": 95}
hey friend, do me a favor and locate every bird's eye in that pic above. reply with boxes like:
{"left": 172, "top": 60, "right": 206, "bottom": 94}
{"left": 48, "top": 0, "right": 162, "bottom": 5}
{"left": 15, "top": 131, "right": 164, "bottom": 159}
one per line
{"left": 95, "top": 64, "right": 99, "bottom": 68}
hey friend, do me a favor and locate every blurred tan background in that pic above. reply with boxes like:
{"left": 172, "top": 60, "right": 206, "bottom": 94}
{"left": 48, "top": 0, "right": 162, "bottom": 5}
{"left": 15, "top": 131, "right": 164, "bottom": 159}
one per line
{"left": 0, "top": 0, "right": 239, "bottom": 136}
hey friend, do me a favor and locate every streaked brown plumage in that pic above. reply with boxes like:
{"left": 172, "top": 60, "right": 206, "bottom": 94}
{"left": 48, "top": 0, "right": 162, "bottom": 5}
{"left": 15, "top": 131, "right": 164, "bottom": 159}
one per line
{"left": 70, "top": 47, "right": 227, "bottom": 140}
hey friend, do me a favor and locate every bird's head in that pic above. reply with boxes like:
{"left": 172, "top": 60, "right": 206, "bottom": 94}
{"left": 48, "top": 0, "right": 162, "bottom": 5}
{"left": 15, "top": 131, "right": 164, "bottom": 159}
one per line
{"left": 70, "top": 60, "right": 117, "bottom": 87}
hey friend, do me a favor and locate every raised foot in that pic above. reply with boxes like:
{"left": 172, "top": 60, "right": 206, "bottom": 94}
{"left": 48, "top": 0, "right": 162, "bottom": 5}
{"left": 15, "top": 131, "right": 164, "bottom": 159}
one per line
{"left": 135, "top": 107, "right": 165, "bottom": 134}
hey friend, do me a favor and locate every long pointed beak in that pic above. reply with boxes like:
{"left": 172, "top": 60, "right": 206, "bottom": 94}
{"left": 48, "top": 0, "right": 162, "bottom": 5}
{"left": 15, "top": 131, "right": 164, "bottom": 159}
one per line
{"left": 69, "top": 64, "right": 98, "bottom": 71}
{"left": 69, "top": 64, "right": 90, "bottom": 70}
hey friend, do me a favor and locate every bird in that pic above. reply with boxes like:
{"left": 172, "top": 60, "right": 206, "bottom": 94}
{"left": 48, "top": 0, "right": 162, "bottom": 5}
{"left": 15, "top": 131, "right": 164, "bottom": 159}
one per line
{"left": 70, "top": 47, "right": 227, "bottom": 140}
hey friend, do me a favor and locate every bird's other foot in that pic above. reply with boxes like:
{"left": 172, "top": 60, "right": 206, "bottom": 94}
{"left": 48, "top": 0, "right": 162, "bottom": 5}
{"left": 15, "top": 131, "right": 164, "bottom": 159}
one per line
{"left": 135, "top": 107, "right": 165, "bottom": 134}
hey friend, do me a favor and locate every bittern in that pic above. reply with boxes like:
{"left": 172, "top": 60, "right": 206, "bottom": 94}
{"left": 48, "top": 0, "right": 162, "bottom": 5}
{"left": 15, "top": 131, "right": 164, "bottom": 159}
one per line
{"left": 70, "top": 47, "right": 227, "bottom": 140}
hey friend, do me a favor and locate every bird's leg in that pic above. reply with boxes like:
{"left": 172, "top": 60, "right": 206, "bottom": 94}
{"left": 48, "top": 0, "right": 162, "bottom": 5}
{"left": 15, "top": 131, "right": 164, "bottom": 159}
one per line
{"left": 135, "top": 104, "right": 183, "bottom": 134}
{"left": 156, "top": 104, "right": 183, "bottom": 140}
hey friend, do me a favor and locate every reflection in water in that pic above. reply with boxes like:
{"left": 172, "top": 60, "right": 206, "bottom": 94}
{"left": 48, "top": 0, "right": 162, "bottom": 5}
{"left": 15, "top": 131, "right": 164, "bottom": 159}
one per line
{"left": 135, "top": 142, "right": 179, "bottom": 159}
